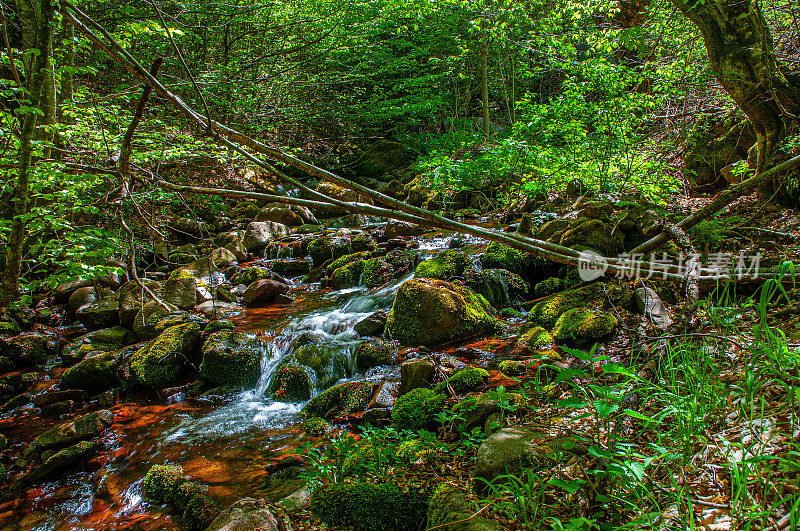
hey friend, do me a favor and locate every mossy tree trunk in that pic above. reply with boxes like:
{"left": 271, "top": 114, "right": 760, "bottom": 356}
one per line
{"left": 0, "top": 0, "right": 54, "bottom": 309}
{"left": 671, "top": 0, "right": 800, "bottom": 197}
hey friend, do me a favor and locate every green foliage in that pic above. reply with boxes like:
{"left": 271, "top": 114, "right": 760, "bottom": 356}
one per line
{"left": 434, "top": 367, "right": 489, "bottom": 394}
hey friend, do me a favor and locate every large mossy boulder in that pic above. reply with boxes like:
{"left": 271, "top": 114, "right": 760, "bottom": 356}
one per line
{"left": 310, "top": 481, "right": 427, "bottom": 531}
{"left": 480, "top": 242, "right": 542, "bottom": 277}
{"left": 0, "top": 332, "right": 58, "bottom": 368}
{"left": 76, "top": 295, "right": 120, "bottom": 330}
{"left": 386, "top": 279, "right": 496, "bottom": 347}
{"left": 199, "top": 330, "right": 262, "bottom": 388}
{"left": 129, "top": 323, "right": 201, "bottom": 388}
{"left": 292, "top": 343, "right": 352, "bottom": 389}
{"left": 142, "top": 464, "right": 221, "bottom": 531}
{"left": 27, "top": 440, "right": 102, "bottom": 482}
{"left": 300, "top": 381, "right": 373, "bottom": 419}
{"left": 414, "top": 249, "right": 468, "bottom": 280}
{"left": 61, "top": 351, "right": 120, "bottom": 392}
{"left": 267, "top": 364, "right": 314, "bottom": 401}
{"left": 527, "top": 282, "right": 633, "bottom": 328}
{"left": 551, "top": 308, "right": 618, "bottom": 345}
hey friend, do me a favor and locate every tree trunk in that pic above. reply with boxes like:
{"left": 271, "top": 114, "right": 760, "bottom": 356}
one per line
{"left": 60, "top": 15, "right": 74, "bottom": 105}
{"left": 480, "top": 19, "right": 489, "bottom": 138}
{"left": 0, "top": 0, "right": 54, "bottom": 308}
{"left": 671, "top": 0, "right": 800, "bottom": 195}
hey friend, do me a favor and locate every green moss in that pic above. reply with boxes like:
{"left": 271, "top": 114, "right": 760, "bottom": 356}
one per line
{"left": 427, "top": 483, "right": 471, "bottom": 529}
{"left": 130, "top": 323, "right": 201, "bottom": 388}
{"left": 301, "top": 381, "right": 373, "bottom": 419}
{"left": 414, "top": 250, "right": 468, "bottom": 280}
{"left": 534, "top": 277, "right": 563, "bottom": 298}
{"left": 330, "top": 259, "right": 364, "bottom": 288}
{"left": 362, "top": 257, "right": 389, "bottom": 287}
{"left": 386, "top": 279, "right": 496, "bottom": 346}
{"left": 199, "top": 330, "right": 261, "bottom": 388}
{"left": 552, "top": 308, "right": 618, "bottom": 345}
{"left": 527, "top": 282, "right": 631, "bottom": 328}
{"left": 229, "top": 267, "right": 272, "bottom": 287}
{"left": 181, "top": 492, "right": 219, "bottom": 531}
{"left": 355, "top": 339, "right": 397, "bottom": 371}
{"left": 465, "top": 268, "right": 530, "bottom": 309}
{"left": 308, "top": 236, "right": 352, "bottom": 267}
{"left": 203, "top": 320, "right": 234, "bottom": 334}
{"left": 434, "top": 367, "right": 489, "bottom": 395}
{"left": 310, "top": 482, "right": 428, "bottom": 531}
{"left": 519, "top": 326, "right": 554, "bottom": 350}
{"left": 303, "top": 416, "right": 330, "bottom": 436}
{"left": 132, "top": 302, "right": 177, "bottom": 340}
{"left": 292, "top": 344, "right": 350, "bottom": 388}
{"left": 498, "top": 359, "right": 527, "bottom": 376}
{"left": 143, "top": 464, "right": 186, "bottom": 503}
{"left": 61, "top": 352, "right": 118, "bottom": 392}
{"left": 329, "top": 251, "right": 370, "bottom": 272}
{"left": 391, "top": 388, "right": 445, "bottom": 430}
{"left": 481, "top": 242, "right": 535, "bottom": 275}
{"left": 500, "top": 308, "right": 524, "bottom": 318}
{"left": 268, "top": 364, "right": 313, "bottom": 401}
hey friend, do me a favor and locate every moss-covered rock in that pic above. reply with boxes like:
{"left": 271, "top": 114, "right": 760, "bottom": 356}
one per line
{"left": 549, "top": 218, "right": 624, "bottom": 256}
{"left": 199, "top": 330, "right": 262, "bottom": 388}
{"left": 328, "top": 251, "right": 370, "bottom": 272}
{"left": 427, "top": 483, "right": 499, "bottom": 531}
{"left": 552, "top": 308, "right": 618, "bottom": 345}
{"left": 534, "top": 277, "right": 563, "bottom": 298}
{"left": 310, "top": 481, "right": 428, "bottom": 531}
{"left": 386, "top": 279, "right": 496, "bottom": 346}
{"left": 414, "top": 250, "right": 468, "bottom": 280}
{"left": 330, "top": 259, "right": 365, "bottom": 289}
{"left": 143, "top": 464, "right": 186, "bottom": 503}
{"left": 480, "top": 243, "right": 536, "bottom": 276}
{"left": 354, "top": 339, "right": 398, "bottom": 371}
{"left": 267, "top": 364, "right": 313, "bottom": 401}
{"left": 0, "top": 332, "right": 55, "bottom": 367}
{"left": 391, "top": 388, "right": 445, "bottom": 430}
{"left": 465, "top": 268, "right": 529, "bottom": 309}
{"left": 527, "top": 282, "right": 632, "bottom": 328}
{"left": 518, "top": 326, "right": 554, "bottom": 350}
{"left": 27, "top": 440, "right": 102, "bottom": 482}
{"left": 362, "top": 257, "right": 392, "bottom": 287}
{"left": 301, "top": 381, "right": 373, "bottom": 419}
{"left": 307, "top": 236, "right": 352, "bottom": 267}
{"left": 35, "top": 409, "right": 113, "bottom": 449}
{"left": 230, "top": 267, "right": 272, "bottom": 287}
{"left": 61, "top": 351, "right": 120, "bottom": 392}
{"left": 291, "top": 343, "right": 351, "bottom": 389}
{"left": 204, "top": 320, "right": 234, "bottom": 335}
{"left": 130, "top": 323, "right": 201, "bottom": 388}
{"left": 117, "top": 279, "right": 164, "bottom": 326}
{"left": 181, "top": 491, "right": 220, "bottom": 531}
{"left": 132, "top": 302, "right": 182, "bottom": 340}
{"left": 434, "top": 367, "right": 489, "bottom": 395}
{"left": 303, "top": 416, "right": 330, "bottom": 436}
{"left": 162, "top": 276, "right": 198, "bottom": 310}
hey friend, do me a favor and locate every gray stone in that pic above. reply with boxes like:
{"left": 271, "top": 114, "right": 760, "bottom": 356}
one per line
{"left": 635, "top": 286, "right": 674, "bottom": 331}
{"left": 243, "top": 279, "right": 290, "bottom": 306}
{"left": 354, "top": 309, "right": 388, "bottom": 337}
{"left": 243, "top": 221, "right": 289, "bottom": 253}
{"left": 162, "top": 276, "right": 198, "bottom": 310}
{"left": 76, "top": 296, "right": 120, "bottom": 330}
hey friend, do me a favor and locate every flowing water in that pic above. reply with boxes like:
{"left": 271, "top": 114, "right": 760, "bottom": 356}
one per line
{"left": 0, "top": 272, "right": 416, "bottom": 530}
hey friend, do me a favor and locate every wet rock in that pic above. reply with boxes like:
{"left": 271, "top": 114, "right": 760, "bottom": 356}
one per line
{"left": 301, "top": 381, "right": 373, "bottom": 419}
{"left": 414, "top": 249, "right": 468, "bottom": 280}
{"left": 354, "top": 309, "right": 388, "bottom": 337}
{"left": 466, "top": 268, "right": 529, "bottom": 309}
{"left": 549, "top": 217, "right": 625, "bottom": 256}
{"left": 354, "top": 339, "right": 398, "bottom": 371}
{"left": 329, "top": 258, "right": 365, "bottom": 289}
{"left": 61, "top": 326, "right": 137, "bottom": 366}
{"left": 27, "top": 440, "right": 102, "bottom": 482}
{"left": 40, "top": 400, "right": 75, "bottom": 417}
{"left": 534, "top": 277, "right": 563, "bottom": 298}
{"left": 35, "top": 409, "right": 113, "bottom": 449}
{"left": 61, "top": 351, "right": 121, "bottom": 392}
{"left": 129, "top": 323, "right": 201, "bottom": 388}
{"left": 132, "top": 302, "right": 184, "bottom": 340}
{"left": 32, "top": 389, "right": 87, "bottom": 408}
{"left": 76, "top": 295, "right": 120, "bottom": 330}
{"left": 385, "top": 279, "right": 496, "bottom": 346}
{"left": 243, "top": 279, "right": 290, "bottom": 306}
{"left": 195, "top": 301, "right": 238, "bottom": 319}
{"left": 200, "top": 330, "right": 262, "bottom": 388}
{"left": 268, "top": 364, "right": 313, "bottom": 401}
{"left": 243, "top": 221, "right": 289, "bottom": 253}
{"left": 551, "top": 308, "right": 618, "bottom": 345}
{"left": 398, "top": 359, "right": 435, "bottom": 395}
{"left": 207, "top": 498, "right": 280, "bottom": 531}
{"left": 270, "top": 259, "right": 312, "bottom": 277}
{"left": 307, "top": 235, "right": 354, "bottom": 267}
{"left": 1, "top": 332, "right": 59, "bottom": 369}
{"left": 230, "top": 267, "right": 272, "bottom": 286}
{"left": 370, "top": 381, "right": 399, "bottom": 409}
{"left": 384, "top": 220, "right": 425, "bottom": 239}
{"left": 256, "top": 205, "right": 303, "bottom": 227}
{"left": 635, "top": 286, "right": 673, "bottom": 331}
{"left": 474, "top": 427, "right": 586, "bottom": 489}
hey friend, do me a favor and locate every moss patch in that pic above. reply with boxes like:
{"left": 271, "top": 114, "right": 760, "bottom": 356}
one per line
{"left": 434, "top": 367, "right": 489, "bottom": 395}
{"left": 414, "top": 249, "right": 468, "bottom": 280}
{"left": 527, "top": 282, "right": 631, "bottom": 328}
{"left": 199, "top": 330, "right": 262, "bottom": 388}
{"left": 552, "top": 308, "right": 618, "bottom": 345}
{"left": 310, "top": 482, "right": 428, "bottom": 531}
{"left": 391, "top": 388, "right": 445, "bottom": 430}
{"left": 355, "top": 339, "right": 398, "bottom": 371}
{"left": 130, "top": 323, "right": 201, "bottom": 388}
